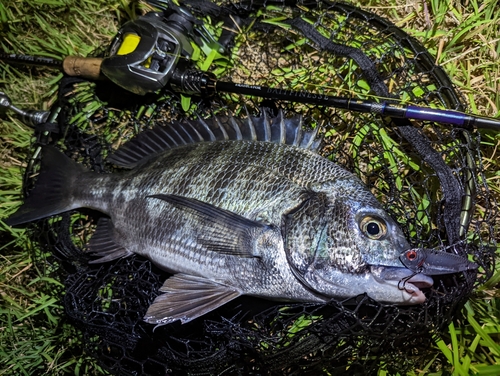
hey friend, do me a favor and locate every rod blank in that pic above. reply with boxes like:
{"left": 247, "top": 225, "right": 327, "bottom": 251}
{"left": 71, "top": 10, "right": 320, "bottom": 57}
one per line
{"left": 214, "top": 80, "right": 500, "bottom": 130}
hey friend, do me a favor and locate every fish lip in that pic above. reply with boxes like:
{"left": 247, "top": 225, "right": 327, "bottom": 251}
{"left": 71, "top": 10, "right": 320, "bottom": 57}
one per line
{"left": 405, "top": 274, "right": 434, "bottom": 289}
{"left": 371, "top": 266, "right": 434, "bottom": 303}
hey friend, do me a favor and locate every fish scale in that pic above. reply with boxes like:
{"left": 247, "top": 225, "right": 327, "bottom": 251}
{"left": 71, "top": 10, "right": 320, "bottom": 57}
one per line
{"left": 127, "top": 142, "right": 309, "bottom": 211}
{"left": 6, "top": 111, "right": 476, "bottom": 325}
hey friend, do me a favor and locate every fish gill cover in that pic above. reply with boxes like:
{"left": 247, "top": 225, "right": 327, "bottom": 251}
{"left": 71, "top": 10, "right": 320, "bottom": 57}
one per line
{"left": 7, "top": 0, "right": 497, "bottom": 375}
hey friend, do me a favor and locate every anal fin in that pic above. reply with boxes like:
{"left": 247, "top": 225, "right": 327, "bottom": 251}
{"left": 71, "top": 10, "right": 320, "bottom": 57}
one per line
{"left": 144, "top": 274, "right": 241, "bottom": 325}
{"left": 87, "top": 217, "right": 132, "bottom": 263}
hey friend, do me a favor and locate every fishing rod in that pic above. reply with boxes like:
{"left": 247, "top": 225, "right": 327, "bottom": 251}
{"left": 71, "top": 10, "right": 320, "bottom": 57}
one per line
{"left": 0, "top": 52, "right": 103, "bottom": 81}
{"left": 169, "top": 68, "right": 500, "bottom": 131}
{"left": 1, "top": 2, "right": 499, "bottom": 131}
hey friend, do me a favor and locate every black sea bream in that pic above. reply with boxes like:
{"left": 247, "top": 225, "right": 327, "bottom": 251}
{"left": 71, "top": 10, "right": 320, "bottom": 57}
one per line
{"left": 7, "top": 111, "right": 472, "bottom": 325}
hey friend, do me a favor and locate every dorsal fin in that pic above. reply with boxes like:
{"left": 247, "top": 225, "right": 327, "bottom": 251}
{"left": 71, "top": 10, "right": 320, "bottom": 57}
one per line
{"left": 108, "top": 109, "right": 322, "bottom": 169}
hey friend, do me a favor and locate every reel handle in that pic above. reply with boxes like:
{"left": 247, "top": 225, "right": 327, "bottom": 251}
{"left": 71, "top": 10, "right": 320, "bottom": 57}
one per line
{"left": 0, "top": 91, "right": 50, "bottom": 127}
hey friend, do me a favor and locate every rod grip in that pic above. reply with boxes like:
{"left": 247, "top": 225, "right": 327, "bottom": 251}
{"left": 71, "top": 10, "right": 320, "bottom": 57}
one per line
{"left": 62, "top": 56, "right": 103, "bottom": 80}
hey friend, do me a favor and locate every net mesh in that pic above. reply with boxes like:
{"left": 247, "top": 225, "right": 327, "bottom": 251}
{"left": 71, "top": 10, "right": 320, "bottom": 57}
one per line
{"left": 22, "top": 0, "right": 496, "bottom": 374}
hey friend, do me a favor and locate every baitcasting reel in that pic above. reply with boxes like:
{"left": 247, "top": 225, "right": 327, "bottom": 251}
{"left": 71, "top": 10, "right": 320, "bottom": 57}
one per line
{"left": 101, "top": 2, "right": 225, "bottom": 95}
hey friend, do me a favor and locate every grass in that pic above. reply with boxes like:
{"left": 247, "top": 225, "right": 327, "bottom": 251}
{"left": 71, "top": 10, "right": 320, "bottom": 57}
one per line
{"left": 1, "top": 0, "right": 499, "bottom": 375}
{"left": 0, "top": 1, "right": 119, "bottom": 375}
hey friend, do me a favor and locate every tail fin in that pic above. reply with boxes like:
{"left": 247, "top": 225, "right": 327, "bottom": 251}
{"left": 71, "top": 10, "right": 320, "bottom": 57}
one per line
{"left": 5, "top": 146, "right": 88, "bottom": 226}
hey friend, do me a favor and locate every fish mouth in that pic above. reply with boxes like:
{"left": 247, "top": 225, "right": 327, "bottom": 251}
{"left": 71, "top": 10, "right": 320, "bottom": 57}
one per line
{"left": 371, "top": 266, "right": 434, "bottom": 304}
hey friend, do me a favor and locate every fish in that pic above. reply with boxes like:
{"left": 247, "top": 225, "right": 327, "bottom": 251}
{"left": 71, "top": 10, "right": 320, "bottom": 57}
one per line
{"left": 5, "top": 110, "right": 477, "bottom": 325}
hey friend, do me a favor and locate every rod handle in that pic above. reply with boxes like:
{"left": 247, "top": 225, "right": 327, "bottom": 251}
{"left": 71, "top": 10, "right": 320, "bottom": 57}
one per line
{"left": 62, "top": 56, "right": 104, "bottom": 80}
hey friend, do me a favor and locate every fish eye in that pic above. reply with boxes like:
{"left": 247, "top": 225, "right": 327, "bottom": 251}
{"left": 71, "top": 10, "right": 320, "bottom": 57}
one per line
{"left": 359, "top": 216, "right": 387, "bottom": 240}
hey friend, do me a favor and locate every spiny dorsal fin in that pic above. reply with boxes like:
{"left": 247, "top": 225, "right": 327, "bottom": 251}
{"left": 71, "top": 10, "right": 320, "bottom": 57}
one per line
{"left": 108, "top": 109, "right": 322, "bottom": 169}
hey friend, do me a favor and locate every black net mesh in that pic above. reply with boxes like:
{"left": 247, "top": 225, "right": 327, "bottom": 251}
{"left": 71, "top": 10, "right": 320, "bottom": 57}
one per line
{"left": 22, "top": 0, "right": 496, "bottom": 374}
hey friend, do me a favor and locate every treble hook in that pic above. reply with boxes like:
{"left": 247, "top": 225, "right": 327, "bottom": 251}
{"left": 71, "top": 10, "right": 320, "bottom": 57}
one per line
{"left": 397, "top": 270, "right": 420, "bottom": 293}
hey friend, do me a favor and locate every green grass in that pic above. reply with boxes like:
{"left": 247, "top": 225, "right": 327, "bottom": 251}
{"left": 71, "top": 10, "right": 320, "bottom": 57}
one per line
{"left": 0, "top": 1, "right": 119, "bottom": 375}
{"left": 1, "top": 0, "right": 500, "bottom": 375}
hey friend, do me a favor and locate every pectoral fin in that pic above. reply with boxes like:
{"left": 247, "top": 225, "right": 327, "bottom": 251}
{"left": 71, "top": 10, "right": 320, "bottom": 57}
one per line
{"left": 148, "top": 194, "right": 269, "bottom": 258}
{"left": 144, "top": 274, "right": 241, "bottom": 325}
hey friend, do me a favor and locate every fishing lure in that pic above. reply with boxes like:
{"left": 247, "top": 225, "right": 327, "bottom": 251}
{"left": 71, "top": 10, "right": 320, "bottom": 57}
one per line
{"left": 400, "top": 248, "right": 477, "bottom": 275}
